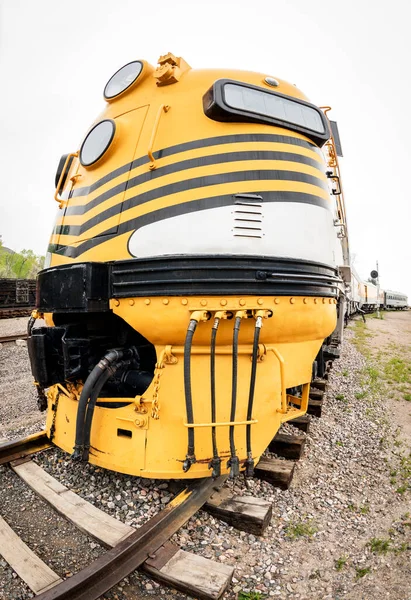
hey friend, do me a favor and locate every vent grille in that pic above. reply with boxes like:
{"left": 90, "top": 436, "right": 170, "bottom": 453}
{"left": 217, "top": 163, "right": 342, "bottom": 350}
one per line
{"left": 233, "top": 194, "right": 263, "bottom": 239}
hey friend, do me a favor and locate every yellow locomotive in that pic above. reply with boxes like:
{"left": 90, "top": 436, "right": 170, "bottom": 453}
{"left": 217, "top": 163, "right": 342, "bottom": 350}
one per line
{"left": 28, "top": 53, "right": 348, "bottom": 479}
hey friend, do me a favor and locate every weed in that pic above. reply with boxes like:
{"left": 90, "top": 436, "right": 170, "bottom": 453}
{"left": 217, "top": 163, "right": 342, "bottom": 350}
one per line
{"left": 404, "top": 393, "right": 411, "bottom": 402}
{"left": 396, "top": 485, "right": 408, "bottom": 494}
{"left": 285, "top": 519, "right": 318, "bottom": 539}
{"left": 238, "top": 593, "right": 263, "bottom": 600}
{"left": 335, "top": 556, "right": 348, "bottom": 571}
{"left": 351, "top": 320, "right": 372, "bottom": 357}
{"left": 347, "top": 503, "right": 356, "bottom": 511}
{"left": 355, "top": 567, "right": 371, "bottom": 580}
{"left": 360, "top": 503, "right": 370, "bottom": 514}
{"left": 366, "top": 366, "right": 380, "bottom": 386}
{"left": 368, "top": 538, "right": 391, "bottom": 554}
{"left": 394, "top": 542, "right": 408, "bottom": 554}
{"left": 369, "top": 311, "right": 384, "bottom": 319}
{"left": 355, "top": 391, "right": 367, "bottom": 400}
{"left": 336, "top": 441, "right": 344, "bottom": 447}
{"left": 335, "top": 394, "right": 345, "bottom": 401}
{"left": 383, "top": 357, "right": 411, "bottom": 385}
{"left": 342, "top": 369, "right": 349, "bottom": 377}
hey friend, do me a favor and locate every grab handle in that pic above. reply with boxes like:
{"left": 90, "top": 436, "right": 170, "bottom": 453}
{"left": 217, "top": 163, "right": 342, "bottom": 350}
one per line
{"left": 148, "top": 104, "right": 170, "bottom": 170}
{"left": 54, "top": 152, "right": 78, "bottom": 207}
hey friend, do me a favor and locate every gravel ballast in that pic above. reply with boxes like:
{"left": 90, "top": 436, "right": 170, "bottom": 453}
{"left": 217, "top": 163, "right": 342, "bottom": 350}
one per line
{"left": 0, "top": 315, "right": 410, "bottom": 599}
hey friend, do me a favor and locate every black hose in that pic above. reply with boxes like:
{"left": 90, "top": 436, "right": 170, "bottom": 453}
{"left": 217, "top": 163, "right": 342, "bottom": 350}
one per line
{"left": 27, "top": 316, "right": 35, "bottom": 336}
{"left": 209, "top": 317, "right": 221, "bottom": 478}
{"left": 82, "top": 357, "right": 134, "bottom": 460}
{"left": 227, "top": 316, "right": 241, "bottom": 478}
{"left": 72, "top": 364, "right": 106, "bottom": 460}
{"left": 72, "top": 348, "right": 134, "bottom": 461}
{"left": 82, "top": 367, "right": 115, "bottom": 461}
{"left": 183, "top": 319, "right": 198, "bottom": 472}
{"left": 244, "top": 316, "right": 262, "bottom": 477}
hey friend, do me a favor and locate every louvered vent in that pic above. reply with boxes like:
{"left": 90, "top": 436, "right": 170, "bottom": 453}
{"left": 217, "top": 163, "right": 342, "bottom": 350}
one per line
{"left": 232, "top": 194, "right": 263, "bottom": 239}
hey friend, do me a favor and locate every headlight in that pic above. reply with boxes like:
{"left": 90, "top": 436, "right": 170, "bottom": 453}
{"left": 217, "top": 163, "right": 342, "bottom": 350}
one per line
{"left": 104, "top": 61, "right": 143, "bottom": 99}
{"left": 79, "top": 120, "right": 115, "bottom": 167}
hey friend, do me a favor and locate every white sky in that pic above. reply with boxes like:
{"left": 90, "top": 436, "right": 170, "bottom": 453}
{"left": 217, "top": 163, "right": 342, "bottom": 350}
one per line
{"left": 0, "top": 0, "right": 410, "bottom": 297}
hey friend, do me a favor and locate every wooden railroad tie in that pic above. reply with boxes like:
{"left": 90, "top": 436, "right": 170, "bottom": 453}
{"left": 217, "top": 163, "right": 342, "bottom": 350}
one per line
{"left": 307, "top": 399, "right": 323, "bottom": 417}
{"left": 6, "top": 459, "right": 233, "bottom": 600}
{"left": 205, "top": 487, "right": 272, "bottom": 536}
{"left": 288, "top": 414, "right": 311, "bottom": 433}
{"left": 311, "top": 378, "right": 328, "bottom": 391}
{"left": 309, "top": 388, "right": 324, "bottom": 401}
{"left": 254, "top": 457, "right": 296, "bottom": 490}
{"left": 142, "top": 541, "right": 234, "bottom": 600}
{"left": 307, "top": 388, "right": 325, "bottom": 417}
{"left": 268, "top": 431, "right": 306, "bottom": 460}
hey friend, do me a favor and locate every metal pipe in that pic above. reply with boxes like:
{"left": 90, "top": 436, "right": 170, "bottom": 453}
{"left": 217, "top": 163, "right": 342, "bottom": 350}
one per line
{"left": 244, "top": 315, "right": 262, "bottom": 477}
{"left": 184, "top": 419, "right": 258, "bottom": 428}
{"left": 165, "top": 345, "right": 260, "bottom": 355}
{"left": 268, "top": 346, "right": 287, "bottom": 414}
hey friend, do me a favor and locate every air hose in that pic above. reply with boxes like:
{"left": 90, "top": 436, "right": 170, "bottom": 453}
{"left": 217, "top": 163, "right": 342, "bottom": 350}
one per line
{"left": 244, "top": 315, "right": 263, "bottom": 477}
{"left": 82, "top": 360, "right": 128, "bottom": 461}
{"left": 209, "top": 316, "right": 221, "bottom": 478}
{"left": 72, "top": 348, "right": 135, "bottom": 461}
{"left": 183, "top": 319, "right": 198, "bottom": 472}
{"left": 227, "top": 315, "right": 242, "bottom": 479}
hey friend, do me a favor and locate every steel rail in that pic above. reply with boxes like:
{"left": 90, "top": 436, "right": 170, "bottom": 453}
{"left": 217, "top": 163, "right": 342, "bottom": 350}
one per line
{"left": 35, "top": 474, "right": 227, "bottom": 600}
{"left": 0, "top": 431, "right": 51, "bottom": 465}
{"left": 0, "top": 333, "right": 28, "bottom": 343}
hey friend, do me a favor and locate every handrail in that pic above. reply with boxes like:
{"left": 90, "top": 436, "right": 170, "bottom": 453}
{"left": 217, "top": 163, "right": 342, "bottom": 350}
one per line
{"left": 320, "top": 106, "right": 350, "bottom": 265}
{"left": 147, "top": 104, "right": 170, "bottom": 170}
{"left": 267, "top": 346, "right": 287, "bottom": 413}
{"left": 54, "top": 152, "right": 78, "bottom": 207}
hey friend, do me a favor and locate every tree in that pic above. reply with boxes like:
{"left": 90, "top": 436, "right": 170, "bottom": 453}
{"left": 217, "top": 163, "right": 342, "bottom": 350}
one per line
{"left": 0, "top": 239, "right": 44, "bottom": 279}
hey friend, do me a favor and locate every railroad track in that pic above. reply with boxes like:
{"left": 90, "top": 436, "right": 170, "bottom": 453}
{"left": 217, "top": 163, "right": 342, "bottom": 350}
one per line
{"left": 0, "top": 332, "right": 28, "bottom": 344}
{"left": 0, "top": 376, "right": 331, "bottom": 599}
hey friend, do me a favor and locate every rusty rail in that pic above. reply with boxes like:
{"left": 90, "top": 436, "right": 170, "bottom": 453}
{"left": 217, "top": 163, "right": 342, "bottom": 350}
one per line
{"left": 35, "top": 474, "right": 226, "bottom": 600}
{"left": 0, "top": 431, "right": 51, "bottom": 465}
{"left": 0, "top": 333, "right": 28, "bottom": 344}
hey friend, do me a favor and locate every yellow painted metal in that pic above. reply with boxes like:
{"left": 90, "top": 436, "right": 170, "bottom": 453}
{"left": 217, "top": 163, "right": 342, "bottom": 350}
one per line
{"left": 42, "top": 53, "right": 339, "bottom": 479}
{"left": 47, "top": 55, "right": 328, "bottom": 267}
{"left": 48, "top": 295, "right": 336, "bottom": 478}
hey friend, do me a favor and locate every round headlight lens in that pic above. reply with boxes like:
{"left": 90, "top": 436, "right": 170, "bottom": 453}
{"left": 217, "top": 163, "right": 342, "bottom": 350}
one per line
{"left": 104, "top": 61, "right": 143, "bottom": 99}
{"left": 264, "top": 76, "right": 279, "bottom": 87}
{"left": 79, "top": 120, "right": 115, "bottom": 167}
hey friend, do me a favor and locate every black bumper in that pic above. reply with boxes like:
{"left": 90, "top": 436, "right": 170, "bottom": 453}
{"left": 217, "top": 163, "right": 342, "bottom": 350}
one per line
{"left": 36, "top": 255, "right": 340, "bottom": 313}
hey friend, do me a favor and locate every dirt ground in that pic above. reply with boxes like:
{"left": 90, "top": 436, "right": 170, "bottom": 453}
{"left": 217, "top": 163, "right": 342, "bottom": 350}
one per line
{"left": 0, "top": 313, "right": 410, "bottom": 600}
{"left": 365, "top": 311, "right": 411, "bottom": 452}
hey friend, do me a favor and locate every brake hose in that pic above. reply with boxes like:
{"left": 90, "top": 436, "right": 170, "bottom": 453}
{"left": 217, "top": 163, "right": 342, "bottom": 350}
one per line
{"left": 183, "top": 319, "right": 198, "bottom": 472}
{"left": 244, "top": 315, "right": 262, "bottom": 477}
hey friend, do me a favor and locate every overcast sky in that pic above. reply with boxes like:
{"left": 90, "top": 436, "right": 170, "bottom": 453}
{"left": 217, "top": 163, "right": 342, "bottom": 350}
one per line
{"left": 0, "top": 0, "right": 410, "bottom": 297}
